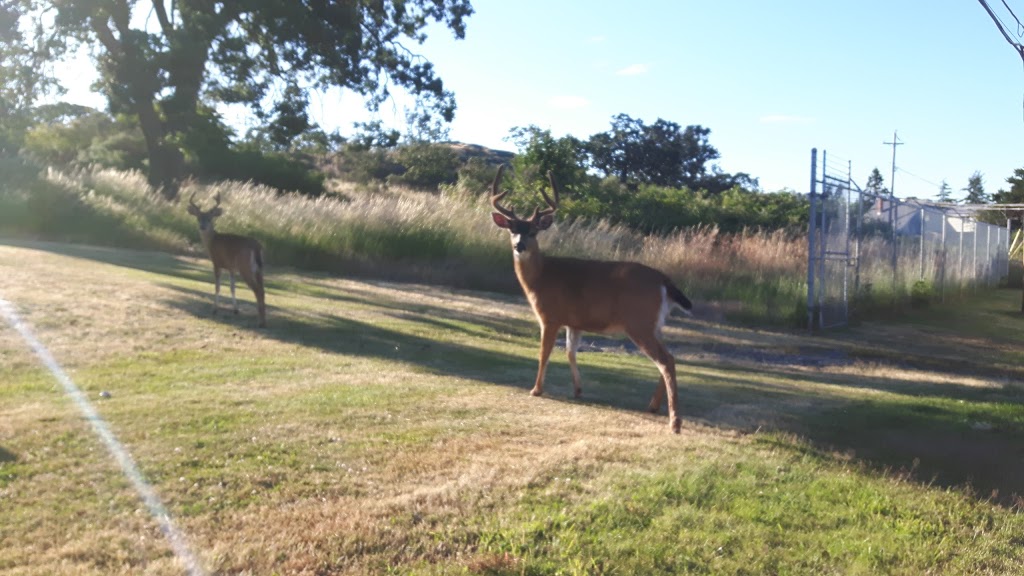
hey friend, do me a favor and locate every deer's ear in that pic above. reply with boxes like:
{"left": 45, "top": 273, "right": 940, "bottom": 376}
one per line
{"left": 492, "top": 212, "right": 511, "bottom": 229}
{"left": 187, "top": 204, "right": 201, "bottom": 216}
{"left": 536, "top": 214, "right": 554, "bottom": 230}
{"left": 209, "top": 207, "right": 223, "bottom": 218}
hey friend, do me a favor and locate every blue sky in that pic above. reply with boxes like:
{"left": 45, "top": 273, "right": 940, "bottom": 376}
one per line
{"left": 60, "top": 1, "right": 1024, "bottom": 198}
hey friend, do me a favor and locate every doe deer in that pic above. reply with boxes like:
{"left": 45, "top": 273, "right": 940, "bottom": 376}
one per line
{"left": 489, "top": 166, "right": 692, "bottom": 433}
{"left": 187, "top": 192, "right": 267, "bottom": 327}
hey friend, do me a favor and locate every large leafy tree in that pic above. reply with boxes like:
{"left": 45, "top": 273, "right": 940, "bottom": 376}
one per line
{"left": 506, "top": 125, "right": 587, "bottom": 196}
{"left": 0, "top": 0, "right": 473, "bottom": 199}
{"left": 585, "top": 114, "right": 755, "bottom": 193}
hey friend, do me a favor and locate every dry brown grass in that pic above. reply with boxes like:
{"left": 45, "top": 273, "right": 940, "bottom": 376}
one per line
{"left": 3, "top": 240, "right": 1024, "bottom": 574}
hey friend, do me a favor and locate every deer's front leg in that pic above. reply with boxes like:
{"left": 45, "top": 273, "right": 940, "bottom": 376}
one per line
{"left": 212, "top": 266, "right": 222, "bottom": 315}
{"left": 229, "top": 271, "right": 239, "bottom": 314}
{"left": 531, "top": 324, "right": 559, "bottom": 397}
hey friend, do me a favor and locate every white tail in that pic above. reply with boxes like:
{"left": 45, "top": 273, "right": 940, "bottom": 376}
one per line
{"left": 489, "top": 166, "right": 692, "bottom": 433}
{"left": 187, "top": 193, "right": 266, "bottom": 328}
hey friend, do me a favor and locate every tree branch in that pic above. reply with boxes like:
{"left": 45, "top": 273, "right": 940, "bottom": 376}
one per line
{"left": 89, "top": 17, "right": 122, "bottom": 57}
{"left": 151, "top": 0, "right": 173, "bottom": 37}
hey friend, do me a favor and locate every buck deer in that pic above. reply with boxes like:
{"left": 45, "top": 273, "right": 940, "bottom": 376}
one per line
{"left": 490, "top": 166, "right": 692, "bottom": 433}
{"left": 187, "top": 192, "right": 267, "bottom": 328}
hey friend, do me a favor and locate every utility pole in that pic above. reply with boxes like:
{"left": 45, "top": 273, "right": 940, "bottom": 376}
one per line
{"left": 882, "top": 130, "right": 903, "bottom": 196}
{"left": 882, "top": 130, "right": 903, "bottom": 303}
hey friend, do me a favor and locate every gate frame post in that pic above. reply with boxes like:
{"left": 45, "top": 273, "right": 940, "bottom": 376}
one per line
{"left": 807, "top": 149, "right": 818, "bottom": 332}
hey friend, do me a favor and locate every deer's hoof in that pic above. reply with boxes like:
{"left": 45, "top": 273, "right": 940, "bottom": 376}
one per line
{"left": 573, "top": 390, "right": 582, "bottom": 399}
{"left": 529, "top": 388, "right": 543, "bottom": 397}
{"left": 670, "top": 417, "right": 682, "bottom": 434}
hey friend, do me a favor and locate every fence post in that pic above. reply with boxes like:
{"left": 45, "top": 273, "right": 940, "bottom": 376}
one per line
{"left": 1007, "top": 219, "right": 1013, "bottom": 281}
{"left": 986, "top": 225, "right": 992, "bottom": 287}
{"left": 891, "top": 199, "right": 899, "bottom": 305}
{"left": 807, "top": 149, "right": 817, "bottom": 332}
{"left": 940, "top": 213, "right": 947, "bottom": 302}
{"left": 919, "top": 207, "right": 926, "bottom": 279}
{"left": 958, "top": 218, "right": 965, "bottom": 296}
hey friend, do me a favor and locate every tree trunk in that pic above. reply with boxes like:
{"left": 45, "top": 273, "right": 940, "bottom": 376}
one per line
{"left": 133, "top": 96, "right": 185, "bottom": 201}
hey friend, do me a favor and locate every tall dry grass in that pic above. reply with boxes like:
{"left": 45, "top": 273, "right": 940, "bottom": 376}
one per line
{"left": 0, "top": 163, "right": 809, "bottom": 324}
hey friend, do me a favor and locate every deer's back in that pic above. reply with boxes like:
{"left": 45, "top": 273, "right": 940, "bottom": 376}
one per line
{"left": 205, "top": 233, "right": 262, "bottom": 271}
{"left": 518, "top": 256, "right": 671, "bottom": 333}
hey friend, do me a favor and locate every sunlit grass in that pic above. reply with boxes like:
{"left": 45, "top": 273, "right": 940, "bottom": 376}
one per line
{"left": 2, "top": 241, "right": 1024, "bottom": 574}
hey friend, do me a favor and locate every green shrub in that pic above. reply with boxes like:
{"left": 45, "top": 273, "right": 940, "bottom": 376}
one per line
{"left": 911, "top": 280, "right": 932, "bottom": 308}
{"left": 387, "top": 142, "right": 458, "bottom": 190}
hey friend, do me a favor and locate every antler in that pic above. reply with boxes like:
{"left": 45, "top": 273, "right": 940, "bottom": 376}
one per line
{"left": 212, "top": 192, "right": 222, "bottom": 209}
{"left": 188, "top": 191, "right": 200, "bottom": 211}
{"left": 490, "top": 164, "right": 517, "bottom": 219}
{"left": 538, "top": 170, "right": 560, "bottom": 215}
{"left": 526, "top": 170, "right": 560, "bottom": 223}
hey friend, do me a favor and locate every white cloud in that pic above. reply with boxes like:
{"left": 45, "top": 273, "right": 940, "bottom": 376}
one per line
{"left": 548, "top": 95, "right": 590, "bottom": 110}
{"left": 616, "top": 63, "right": 649, "bottom": 76}
{"left": 760, "top": 115, "right": 815, "bottom": 125}
{"left": 588, "top": 35, "right": 607, "bottom": 44}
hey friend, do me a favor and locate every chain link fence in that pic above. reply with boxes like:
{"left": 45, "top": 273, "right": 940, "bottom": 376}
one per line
{"left": 807, "top": 148, "right": 1009, "bottom": 330}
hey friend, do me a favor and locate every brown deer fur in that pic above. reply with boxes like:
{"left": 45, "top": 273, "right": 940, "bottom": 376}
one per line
{"left": 187, "top": 193, "right": 266, "bottom": 328}
{"left": 490, "top": 165, "right": 692, "bottom": 433}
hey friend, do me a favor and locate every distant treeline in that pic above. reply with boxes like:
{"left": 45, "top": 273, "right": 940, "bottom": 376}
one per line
{"left": 9, "top": 106, "right": 808, "bottom": 235}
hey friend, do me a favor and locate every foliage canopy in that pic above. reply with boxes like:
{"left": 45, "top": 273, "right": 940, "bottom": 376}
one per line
{"left": 0, "top": 0, "right": 473, "bottom": 197}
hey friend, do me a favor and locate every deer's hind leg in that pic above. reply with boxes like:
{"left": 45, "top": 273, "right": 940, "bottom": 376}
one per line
{"left": 627, "top": 329, "right": 681, "bottom": 434}
{"left": 648, "top": 375, "right": 666, "bottom": 414}
{"left": 240, "top": 267, "right": 267, "bottom": 328}
{"left": 566, "top": 327, "right": 584, "bottom": 398}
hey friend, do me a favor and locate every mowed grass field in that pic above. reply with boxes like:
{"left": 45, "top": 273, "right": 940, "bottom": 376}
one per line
{"left": 2, "top": 239, "right": 1024, "bottom": 576}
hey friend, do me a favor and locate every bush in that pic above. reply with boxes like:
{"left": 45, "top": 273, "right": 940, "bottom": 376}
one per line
{"left": 387, "top": 142, "right": 459, "bottom": 190}
{"left": 334, "top": 145, "right": 401, "bottom": 185}
{"left": 214, "top": 145, "right": 325, "bottom": 197}
{"left": 911, "top": 280, "right": 932, "bottom": 308}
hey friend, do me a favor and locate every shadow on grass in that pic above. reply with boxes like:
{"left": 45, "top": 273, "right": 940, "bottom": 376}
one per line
{"left": 15, "top": 238, "right": 1024, "bottom": 507}
{"left": 0, "top": 238, "right": 207, "bottom": 284}
{"left": 160, "top": 278, "right": 1024, "bottom": 506}
{"left": 0, "top": 445, "right": 15, "bottom": 463}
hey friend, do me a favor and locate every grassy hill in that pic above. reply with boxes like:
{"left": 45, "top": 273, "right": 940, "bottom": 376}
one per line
{"left": 2, "top": 240, "right": 1024, "bottom": 575}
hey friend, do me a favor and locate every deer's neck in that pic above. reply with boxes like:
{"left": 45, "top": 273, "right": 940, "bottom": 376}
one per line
{"left": 513, "top": 248, "right": 546, "bottom": 289}
{"left": 198, "top": 229, "right": 218, "bottom": 252}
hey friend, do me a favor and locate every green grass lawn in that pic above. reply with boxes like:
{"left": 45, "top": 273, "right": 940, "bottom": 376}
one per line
{"left": 2, "top": 239, "right": 1023, "bottom": 575}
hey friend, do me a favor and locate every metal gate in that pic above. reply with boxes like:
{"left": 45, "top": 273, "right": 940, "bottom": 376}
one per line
{"left": 807, "top": 148, "right": 1010, "bottom": 331}
{"left": 807, "top": 148, "right": 855, "bottom": 329}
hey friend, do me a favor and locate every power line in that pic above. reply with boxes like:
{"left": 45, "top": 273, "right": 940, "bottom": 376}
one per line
{"left": 978, "top": 0, "right": 1024, "bottom": 58}
{"left": 895, "top": 166, "right": 943, "bottom": 190}
{"left": 1000, "top": 0, "right": 1024, "bottom": 34}
{"left": 978, "top": 0, "right": 1024, "bottom": 122}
